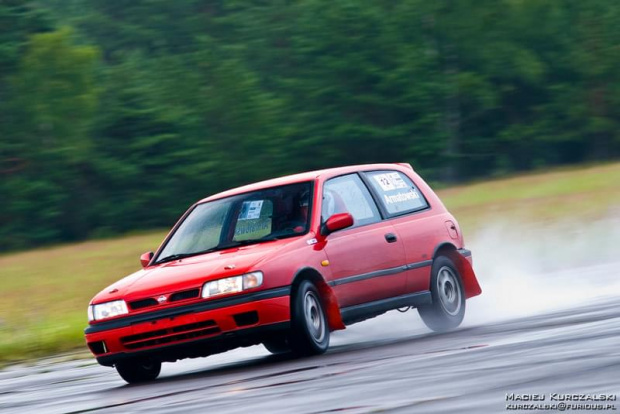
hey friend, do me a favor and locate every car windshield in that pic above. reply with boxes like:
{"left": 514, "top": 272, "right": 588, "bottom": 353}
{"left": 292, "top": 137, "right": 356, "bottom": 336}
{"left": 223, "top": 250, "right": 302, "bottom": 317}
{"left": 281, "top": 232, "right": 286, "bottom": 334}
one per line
{"left": 155, "top": 182, "right": 312, "bottom": 264}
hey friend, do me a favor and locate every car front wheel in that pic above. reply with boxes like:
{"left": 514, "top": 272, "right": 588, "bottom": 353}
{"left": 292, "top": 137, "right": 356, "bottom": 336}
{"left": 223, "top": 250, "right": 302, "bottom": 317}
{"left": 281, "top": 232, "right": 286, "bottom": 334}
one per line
{"left": 418, "top": 255, "right": 465, "bottom": 332}
{"left": 263, "top": 336, "right": 291, "bottom": 354}
{"left": 115, "top": 358, "right": 161, "bottom": 384}
{"left": 289, "top": 280, "right": 330, "bottom": 356}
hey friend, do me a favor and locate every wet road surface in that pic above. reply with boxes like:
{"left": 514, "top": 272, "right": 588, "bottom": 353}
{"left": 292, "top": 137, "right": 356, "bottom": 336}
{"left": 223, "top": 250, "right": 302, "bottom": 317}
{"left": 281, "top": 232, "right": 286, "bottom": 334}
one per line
{"left": 1, "top": 265, "right": 619, "bottom": 413}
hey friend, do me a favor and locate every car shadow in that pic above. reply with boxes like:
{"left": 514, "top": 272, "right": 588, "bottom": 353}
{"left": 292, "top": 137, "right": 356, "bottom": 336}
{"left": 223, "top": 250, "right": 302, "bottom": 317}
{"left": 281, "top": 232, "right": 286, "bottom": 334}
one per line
{"left": 112, "top": 326, "right": 486, "bottom": 391}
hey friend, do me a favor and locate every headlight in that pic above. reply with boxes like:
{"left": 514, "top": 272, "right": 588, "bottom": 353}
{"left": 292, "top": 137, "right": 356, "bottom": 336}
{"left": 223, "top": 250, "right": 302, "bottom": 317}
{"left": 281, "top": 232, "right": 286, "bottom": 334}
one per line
{"left": 202, "top": 271, "right": 263, "bottom": 298}
{"left": 89, "top": 300, "right": 129, "bottom": 321}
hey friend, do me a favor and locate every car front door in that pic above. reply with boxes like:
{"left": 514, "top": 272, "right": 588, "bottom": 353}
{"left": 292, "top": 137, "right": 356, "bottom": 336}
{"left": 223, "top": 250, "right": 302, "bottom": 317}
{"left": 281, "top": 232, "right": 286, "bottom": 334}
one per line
{"left": 319, "top": 173, "right": 406, "bottom": 308}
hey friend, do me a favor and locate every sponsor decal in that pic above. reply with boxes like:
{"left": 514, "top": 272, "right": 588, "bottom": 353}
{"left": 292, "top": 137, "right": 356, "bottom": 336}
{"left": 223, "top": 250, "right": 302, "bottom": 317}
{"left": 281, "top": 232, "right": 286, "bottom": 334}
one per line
{"left": 383, "top": 190, "right": 420, "bottom": 204}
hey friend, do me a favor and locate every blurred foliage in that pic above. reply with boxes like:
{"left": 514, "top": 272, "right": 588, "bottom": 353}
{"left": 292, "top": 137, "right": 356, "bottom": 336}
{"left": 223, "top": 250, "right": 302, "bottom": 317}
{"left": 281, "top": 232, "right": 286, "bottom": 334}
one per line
{"left": 1, "top": 0, "right": 619, "bottom": 251}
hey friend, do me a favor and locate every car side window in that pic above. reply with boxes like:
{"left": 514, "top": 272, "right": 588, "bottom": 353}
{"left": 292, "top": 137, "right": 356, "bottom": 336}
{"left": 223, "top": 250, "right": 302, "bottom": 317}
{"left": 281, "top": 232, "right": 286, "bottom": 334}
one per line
{"left": 322, "top": 174, "right": 381, "bottom": 227}
{"left": 365, "top": 170, "right": 429, "bottom": 215}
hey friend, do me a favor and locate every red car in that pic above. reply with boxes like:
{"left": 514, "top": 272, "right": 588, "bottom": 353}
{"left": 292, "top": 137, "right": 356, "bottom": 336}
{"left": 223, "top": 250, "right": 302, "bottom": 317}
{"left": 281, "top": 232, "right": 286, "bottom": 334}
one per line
{"left": 85, "top": 163, "right": 481, "bottom": 383}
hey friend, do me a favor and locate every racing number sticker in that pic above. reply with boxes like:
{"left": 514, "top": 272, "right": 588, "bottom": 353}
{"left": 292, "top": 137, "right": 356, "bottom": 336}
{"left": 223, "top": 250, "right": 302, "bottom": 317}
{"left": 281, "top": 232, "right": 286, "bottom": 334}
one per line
{"left": 374, "top": 174, "right": 395, "bottom": 191}
{"left": 373, "top": 173, "right": 408, "bottom": 191}
{"left": 370, "top": 171, "right": 427, "bottom": 213}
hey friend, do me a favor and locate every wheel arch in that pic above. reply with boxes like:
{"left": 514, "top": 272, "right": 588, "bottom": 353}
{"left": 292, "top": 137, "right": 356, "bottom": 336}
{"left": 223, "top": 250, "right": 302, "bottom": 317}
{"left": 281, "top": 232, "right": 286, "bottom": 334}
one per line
{"left": 432, "top": 243, "right": 482, "bottom": 299}
{"left": 291, "top": 267, "right": 345, "bottom": 331}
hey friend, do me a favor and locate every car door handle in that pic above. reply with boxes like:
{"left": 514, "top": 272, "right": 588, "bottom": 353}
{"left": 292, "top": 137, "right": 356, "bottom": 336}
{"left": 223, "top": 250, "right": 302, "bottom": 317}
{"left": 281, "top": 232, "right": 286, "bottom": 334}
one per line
{"left": 384, "top": 233, "right": 398, "bottom": 243}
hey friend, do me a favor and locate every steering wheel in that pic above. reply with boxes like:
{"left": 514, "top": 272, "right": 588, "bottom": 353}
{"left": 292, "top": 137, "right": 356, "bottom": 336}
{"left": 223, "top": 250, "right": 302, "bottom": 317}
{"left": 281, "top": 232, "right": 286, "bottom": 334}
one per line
{"left": 267, "top": 221, "right": 307, "bottom": 238}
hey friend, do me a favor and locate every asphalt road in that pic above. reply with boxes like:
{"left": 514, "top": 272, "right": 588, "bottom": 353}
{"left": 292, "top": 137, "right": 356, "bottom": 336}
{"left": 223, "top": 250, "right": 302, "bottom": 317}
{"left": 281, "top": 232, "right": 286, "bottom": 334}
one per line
{"left": 1, "top": 262, "right": 619, "bottom": 414}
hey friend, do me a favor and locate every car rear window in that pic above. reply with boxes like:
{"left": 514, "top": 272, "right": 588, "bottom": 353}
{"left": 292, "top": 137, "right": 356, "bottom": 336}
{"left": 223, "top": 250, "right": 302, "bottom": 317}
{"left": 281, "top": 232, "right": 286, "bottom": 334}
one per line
{"left": 364, "top": 170, "right": 428, "bottom": 216}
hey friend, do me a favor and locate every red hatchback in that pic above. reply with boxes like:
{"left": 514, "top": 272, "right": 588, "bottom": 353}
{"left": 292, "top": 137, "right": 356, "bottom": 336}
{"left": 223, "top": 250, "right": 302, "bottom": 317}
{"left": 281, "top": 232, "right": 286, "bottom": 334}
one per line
{"left": 85, "top": 164, "right": 481, "bottom": 383}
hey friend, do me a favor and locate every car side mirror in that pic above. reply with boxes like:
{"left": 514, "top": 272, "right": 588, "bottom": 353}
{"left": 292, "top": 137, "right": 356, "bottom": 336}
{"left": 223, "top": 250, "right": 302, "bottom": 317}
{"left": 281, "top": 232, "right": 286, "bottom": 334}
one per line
{"left": 140, "top": 251, "right": 154, "bottom": 268}
{"left": 322, "top": 213, "right": 354, "bottom": 236}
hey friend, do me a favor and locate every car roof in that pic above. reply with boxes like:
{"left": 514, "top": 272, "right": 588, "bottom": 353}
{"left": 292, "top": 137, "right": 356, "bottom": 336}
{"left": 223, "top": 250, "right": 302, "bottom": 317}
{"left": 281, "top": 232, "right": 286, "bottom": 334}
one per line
{"left": 199, "top": 163, "right": 413, "bottom": 203}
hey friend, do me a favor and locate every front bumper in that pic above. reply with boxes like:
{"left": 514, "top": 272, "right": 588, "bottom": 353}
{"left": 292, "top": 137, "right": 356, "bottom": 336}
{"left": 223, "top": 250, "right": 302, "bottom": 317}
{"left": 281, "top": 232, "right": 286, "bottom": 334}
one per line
{"left": 85, "top": 287, "right": 291, "bottom": 366}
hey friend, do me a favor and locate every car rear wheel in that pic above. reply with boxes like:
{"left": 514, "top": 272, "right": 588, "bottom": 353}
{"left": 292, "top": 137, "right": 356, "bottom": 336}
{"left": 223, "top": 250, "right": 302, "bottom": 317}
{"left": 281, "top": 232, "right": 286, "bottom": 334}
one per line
{"left": 289, "top": 280, "right": 330, "bottom": 356}
{"left": 115, "top": 358, "right": 161, "bottom": 384}
{"left": 418, "top": 256, "right": 465, "bottom": 332}
{"left": 263, "top": 336, "right": 291, "bottom": 354}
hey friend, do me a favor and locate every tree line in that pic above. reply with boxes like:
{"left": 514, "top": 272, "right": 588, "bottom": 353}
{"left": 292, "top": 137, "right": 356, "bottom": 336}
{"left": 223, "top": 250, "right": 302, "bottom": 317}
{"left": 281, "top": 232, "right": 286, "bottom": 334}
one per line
{"left": 1, "top": 0, "right": 618, "bottom": 251}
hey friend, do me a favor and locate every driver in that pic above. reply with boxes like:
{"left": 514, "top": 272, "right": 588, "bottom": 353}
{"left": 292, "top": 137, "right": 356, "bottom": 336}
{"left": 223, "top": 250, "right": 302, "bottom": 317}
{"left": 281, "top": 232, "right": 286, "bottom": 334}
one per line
{"left": 274, "top": 189, "right": 309, "bottom": 234}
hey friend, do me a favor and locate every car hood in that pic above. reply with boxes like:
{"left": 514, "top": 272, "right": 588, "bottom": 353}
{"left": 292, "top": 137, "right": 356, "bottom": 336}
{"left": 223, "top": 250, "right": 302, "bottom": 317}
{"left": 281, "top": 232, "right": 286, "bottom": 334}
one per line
{"left": 92, "top": 239, "right": 293, "bottom": 304}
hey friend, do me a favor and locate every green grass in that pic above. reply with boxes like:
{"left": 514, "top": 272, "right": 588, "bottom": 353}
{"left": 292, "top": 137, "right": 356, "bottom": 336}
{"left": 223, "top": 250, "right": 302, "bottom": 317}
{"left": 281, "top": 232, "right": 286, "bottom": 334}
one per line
{"left": 1, "top": 162, "right": 619, "bottom": 363}
{"left": 0, "top": 231, "right": 167, "bottom": 363}
{"left": 440, "top": 162, "right": 620, "bottom": 233}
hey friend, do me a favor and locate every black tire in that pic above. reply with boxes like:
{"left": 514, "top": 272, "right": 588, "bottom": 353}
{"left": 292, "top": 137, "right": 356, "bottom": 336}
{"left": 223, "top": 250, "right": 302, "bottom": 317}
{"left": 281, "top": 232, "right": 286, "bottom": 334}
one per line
{"left": 418, "top": 256, "right": 465, "bottom": 332}
{"left": 263, "top": 336, "right": 291, "bottom": 354}
{"left": 289, "top": 280, "right": 330, "bottom": 356}
{"left": 115, "top": 358, "right": 161, "bottom": 384}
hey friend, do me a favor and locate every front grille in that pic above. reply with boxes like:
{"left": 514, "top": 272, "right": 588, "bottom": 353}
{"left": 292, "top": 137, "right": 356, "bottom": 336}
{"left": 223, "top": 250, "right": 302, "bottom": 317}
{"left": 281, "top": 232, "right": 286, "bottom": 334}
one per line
{"left": 128, "top": 288, "right": 201, "bottom": 310}
{"left": 169, "top": 288, "right": 200, "bottom": 302}
{"left": 129, "top": 298, "right": 158, "bottom": 310}
{"left": 120, "top": 320, "right": 220, "bottom": 350}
